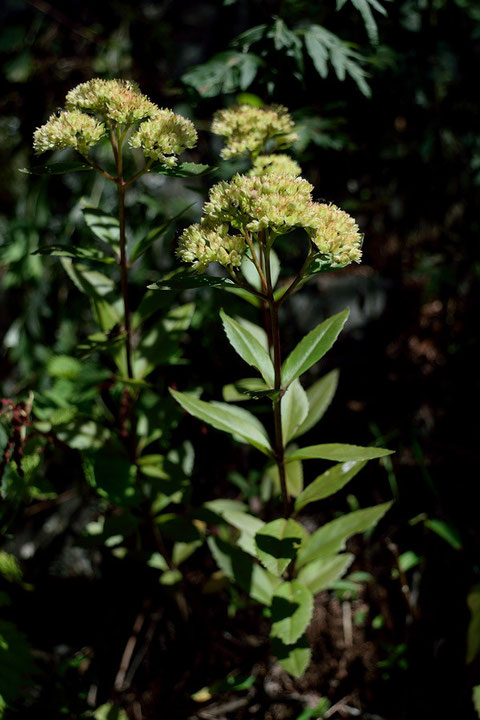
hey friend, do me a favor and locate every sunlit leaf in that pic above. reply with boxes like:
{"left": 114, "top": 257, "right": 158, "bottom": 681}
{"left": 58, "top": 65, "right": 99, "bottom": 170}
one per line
{"left": 170, "top": 389, "right": 272, "bottom": 455}
{"left": 271, "top": 580, "right": 314, "bottom": 644}
{"left": 297, "top": 502, "right": 392, "bottom": 568}
{"left": 281, "top": 309, "right": 349, "bottom": 387}
{"left": 294, "top": 460, "right": 367, "bottom": 512}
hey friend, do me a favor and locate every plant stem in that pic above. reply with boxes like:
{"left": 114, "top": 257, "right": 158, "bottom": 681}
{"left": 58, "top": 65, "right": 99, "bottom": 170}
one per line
{"left": 115, "top": 135, "right": 136, "bottom": 462}
{"left": 264, "top": 242, "right": 290, "bottom": 517}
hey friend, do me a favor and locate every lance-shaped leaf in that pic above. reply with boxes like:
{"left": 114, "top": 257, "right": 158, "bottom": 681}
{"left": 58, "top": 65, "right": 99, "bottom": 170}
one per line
{"left": 271, "top": 580, "right": 314, "bottom": 645}
{"left": 20, "top": 161, "right": 93, "bottom": 175}
{"left": 297, "top": 553, "right": 354, "bottom": 594}
{"left": 149, "top": 162, "right": 215, "bottom": 177}
{"left": 170, "top": 389, "right": 272, "bottom": 455}
{"left": 82, "top": 205, "right": 120, "bottom": 248}
{"left": 220, "top": 311, "right": 275, "bottom": 386}
{"left": 282, "top": 380, "right": 309, "bottom": 444}
{"left": 255, "top": 518, "right": 306, "bottom": 576}
{"left": 223, "top": 378, "right": 277, "bottom": 402}
{"left": 281, "top": 309, "right": 349, "bottom": 387}
{"left": 267, "top": 459, "right": 304, "bottom": 498}
{"left": 207, "top": 536, "right": 279, "bottom": 605}
{"left": 297, "top": 501, "right": 392, "bottom": 568}
{"left": 286, "top": 443, "right": 393, "bottom": 463}
{"left": 292, "top": 369, "right": 339, "bottom": 440}
{"left": 149, "top": 271, "right": 236, "bottom": 291}
{"left": 272, "top": 634, "right": 311, "bottom": 678}
{"left": 34, "top": 244, "right": 116, "bottom": 264}
{"left": 223, "top": 509, "right": 265, "bottom": 557}
{"left": 294, "top": 460, "right": 367, "bottom": 512}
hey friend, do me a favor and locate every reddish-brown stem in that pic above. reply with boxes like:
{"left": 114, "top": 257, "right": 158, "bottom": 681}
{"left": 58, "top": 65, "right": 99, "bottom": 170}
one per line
{"left": 264, "top": 242, "right": 290, "bottom": 517}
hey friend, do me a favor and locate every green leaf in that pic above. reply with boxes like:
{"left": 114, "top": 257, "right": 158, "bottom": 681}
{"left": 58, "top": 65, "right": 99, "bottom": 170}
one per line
{"left": 271, "top": 580, "right": 314, "bottom": 644}
{"left": 297, "top": 502, "right": 392, "bottom": 568}
{"left": 33, "top": 244, "right": 115, "bottom": 264}
{"left": 292, "top": 369, "right": 339, "bottom": 440}
{"left": 267, "top": 459, "right": 304, "bottom": 498}
{"left": 303, "top": 24, "right": 371, "bottom": 97}
{"left": 473, "top": 685, "right": 480, "bottom": 718}
{"left": 255, "top": 518, "right": 306, "bottom": 576}
{"left": 81, "top": 204, "right": 120, "bottom": 247}
{"left": 271, "top": 634, "right": 311, "bottom": 678}
{"left": 207, "top": 536, "right": 279, "bottom": 605}
{"left": 19, "top": 161, "right": 93, "bottom": 175}
{"left": 424, "top": 518, "right": 462, "bottom": 550}
{"left": 338, "top": 0, "right": 388, "bottom": 46}
{"left": 182, "top": 51, "right": 262, "bottom": 97}
{"left": 149, "top": 270, "right": 236, "bottom": 291}
{"left": 294, "top": 460, "right": 367, "bottom": 512}
{"left": 149, "top": 162, "right": 215, "bottom": 177}
{"left": 223, "top": 509, "right": 265, "bottom": 557}
{"left": 281, "top": 309, "right": 349, "bottom": 387}
{"left": 220, "top": 310, "right": 275, "bottom": 386}
{"left": 222, "top": 378, "right": 273, "bottom": 402}
{"left": 286, "top": 443, "right": 393, "bottom": 463}
{"left": 170, "top": 389, "right": 272, "bottom": 455}
{"left": 236, "top": 316, "right": 269, "bottom": 351}
{"left": 297, "top": 553, "right": 354, "bottom": 593}
{"left": 282, "top": 380, "right": 309, "bottom": 444}
{"left": 241, "top": 245, "right": 280, "bottom": 292}
{"left": 467, "top": 587, "right": 480, "bottom": 664}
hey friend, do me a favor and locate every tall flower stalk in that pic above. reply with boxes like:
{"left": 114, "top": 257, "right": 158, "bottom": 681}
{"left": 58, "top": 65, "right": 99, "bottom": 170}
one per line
{"left": 33, "top": 79, "right": 197, "bottom": 461}
{"left": 170, "top": 104, "right": 392, "bottom": 676}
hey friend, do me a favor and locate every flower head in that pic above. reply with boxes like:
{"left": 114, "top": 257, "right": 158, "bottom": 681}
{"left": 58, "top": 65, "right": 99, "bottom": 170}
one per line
{"left": 129, "top": 109, "right": 197, "bottom": 166}
{"left": 65, "top": 78, "right": 158, "bottom": 126}
{"left": 177, "top": 172, "right": 362, "bottom": 273}
{"left": 33, "top": 110, "right": 106, "bottom": 155}
{"left": 212, "top": 104, "right": 297, "bottom": 159}
{"left": 177, "top": 222, "right": 246, "bottom": 272}
{"left": 203, "top": 173, "right": 316, "bottom": 235}
{"left": 310, "top": 203, "right": 363, "bottom": 266}
{"left": 249, "top": 154, "right": 301, "bottom": 178}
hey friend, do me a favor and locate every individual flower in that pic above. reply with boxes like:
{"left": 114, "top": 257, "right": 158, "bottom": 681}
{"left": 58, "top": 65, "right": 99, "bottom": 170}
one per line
{"left": 177, "top": 222, "right": 246, "bottom": 272}
{"left": 249, "top": 154, "right": 301, "bottom": 178}
{"left": 309, "top": 203, "right": 363, "bottom": 266}
{"left": 65, "top": 78, "right": 158, "bottom": 126}
{"left": 128, "top": 110, "right": 198, "bottom": 166}
{"left": 212, "top": 104, "right": 297, "bottom": 159}
{"left": 33, "top": 110, "right": 106, "bottom": 155}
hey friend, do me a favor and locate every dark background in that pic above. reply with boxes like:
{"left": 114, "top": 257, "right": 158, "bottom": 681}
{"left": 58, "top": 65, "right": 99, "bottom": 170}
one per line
{"left": 1, "top": 0, "right": 479, "bottom": 718}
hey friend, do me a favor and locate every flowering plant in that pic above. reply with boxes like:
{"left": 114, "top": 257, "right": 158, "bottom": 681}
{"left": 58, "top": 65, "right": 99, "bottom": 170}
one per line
{"left": 163, "top": 103, "right": 392, "bottom": 676}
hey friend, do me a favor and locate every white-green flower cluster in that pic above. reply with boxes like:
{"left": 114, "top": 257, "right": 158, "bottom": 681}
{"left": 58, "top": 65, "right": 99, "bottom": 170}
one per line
{"left": 66, "top": 78, "right": 157, "bottom": 126}
{"left": 177, "top": 223, "right": 246, "bottom": 272}
{"left": 177, "top": 173, "right": 362, "bottom": 272}
{"left": 33, "top": 110, "right": 106, "bottom": 156}
{"left": 310, "top": 203, "right": 363, "bottom": 266}
{"left": 129, "top": 110, "right": 197, "bottom": 166}
{"left": 212, "top": 104, "right": 297, "bottom": 159}
{"left": 249, "top": 154, "right": 301, "bottom": 178}
{"left": 33, "top": 78, "right": 197, "bottom": 165}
